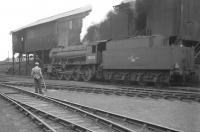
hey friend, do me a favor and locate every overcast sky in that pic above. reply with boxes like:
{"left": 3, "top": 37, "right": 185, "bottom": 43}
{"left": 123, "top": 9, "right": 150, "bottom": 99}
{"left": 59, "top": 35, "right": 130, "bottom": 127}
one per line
{"left": 0, "top": 0, "right": 125, "bottom": 61}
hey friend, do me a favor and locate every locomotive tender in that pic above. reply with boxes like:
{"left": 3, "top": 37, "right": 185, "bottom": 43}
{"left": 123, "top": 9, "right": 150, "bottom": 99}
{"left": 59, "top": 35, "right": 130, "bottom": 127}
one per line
{"left": 44, "top": 35, "right": 197, "bottom": 85}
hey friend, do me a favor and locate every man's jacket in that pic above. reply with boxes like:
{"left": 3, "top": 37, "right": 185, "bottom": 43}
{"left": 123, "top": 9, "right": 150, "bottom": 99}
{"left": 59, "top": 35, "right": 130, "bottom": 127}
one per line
{"left": 31, "top": 66, "right": 42, "bottom": 80}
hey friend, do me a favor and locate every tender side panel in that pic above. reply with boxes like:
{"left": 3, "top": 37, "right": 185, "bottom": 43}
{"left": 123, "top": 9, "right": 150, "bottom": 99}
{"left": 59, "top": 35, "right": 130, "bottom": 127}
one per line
{"left": 103, "top": 47, "right": 193, "bottom": 70}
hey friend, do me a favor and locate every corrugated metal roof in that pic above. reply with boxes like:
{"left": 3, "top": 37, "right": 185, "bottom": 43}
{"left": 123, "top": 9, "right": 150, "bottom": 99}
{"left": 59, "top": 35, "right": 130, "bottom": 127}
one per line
{"left": 11, "top": 5, "right": 92, "bottom": 33}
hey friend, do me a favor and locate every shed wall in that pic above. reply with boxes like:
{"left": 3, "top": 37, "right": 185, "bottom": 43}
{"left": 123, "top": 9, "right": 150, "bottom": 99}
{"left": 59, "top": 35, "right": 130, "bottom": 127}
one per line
{"left": 57, "top": 17, "right": 82, "bottom": 47}
{"left": 25, "top": 22, "right": 57, "bottom": 52}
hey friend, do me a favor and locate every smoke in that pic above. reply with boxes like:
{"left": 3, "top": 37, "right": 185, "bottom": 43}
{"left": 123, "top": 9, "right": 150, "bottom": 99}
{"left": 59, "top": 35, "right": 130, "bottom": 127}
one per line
{"left": 134, "top": 0, "right": 152, "bottom": 34}
{"left": 80, "top": 0, "right": 126, "bottom": 41}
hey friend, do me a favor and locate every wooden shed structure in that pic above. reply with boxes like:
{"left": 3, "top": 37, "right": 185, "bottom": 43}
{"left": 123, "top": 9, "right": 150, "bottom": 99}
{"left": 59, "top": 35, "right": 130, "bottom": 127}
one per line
{"left": 11, "top": 6, "right": 91, "bottom": 75}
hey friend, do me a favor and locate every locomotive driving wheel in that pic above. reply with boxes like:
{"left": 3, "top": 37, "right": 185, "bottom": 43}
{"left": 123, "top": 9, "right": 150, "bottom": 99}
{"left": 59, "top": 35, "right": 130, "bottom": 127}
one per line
{"left": 136, "top": 73, "right": 146, "bottom": 86}
{"left": 72, "top": 69, "right": 81, "bottom": 81}
{"left": 57, "top": 73, "right": 63, "bottom": 80}
{"left": 81, "top": 67, "right": 93, "bottom": 81}
{"left": 63, "top": 74, "right": 71, "bottom": 81}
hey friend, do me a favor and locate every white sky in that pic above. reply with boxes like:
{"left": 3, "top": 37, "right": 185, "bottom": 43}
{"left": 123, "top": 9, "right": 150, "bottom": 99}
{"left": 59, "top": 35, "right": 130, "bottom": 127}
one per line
{"left": 0, "top": 0, "right": 124, "bottom": 61}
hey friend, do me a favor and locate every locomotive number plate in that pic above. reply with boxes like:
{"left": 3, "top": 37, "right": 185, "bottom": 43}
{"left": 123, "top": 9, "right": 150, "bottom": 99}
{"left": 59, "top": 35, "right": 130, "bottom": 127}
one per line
{"left": 87, "top": 55, "right": 96, "bottom": 60}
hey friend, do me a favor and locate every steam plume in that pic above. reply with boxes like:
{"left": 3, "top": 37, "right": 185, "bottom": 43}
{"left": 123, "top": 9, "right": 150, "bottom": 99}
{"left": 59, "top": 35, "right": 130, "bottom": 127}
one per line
{"left": 80, "top": 0, "right": 125, "bottom": 41}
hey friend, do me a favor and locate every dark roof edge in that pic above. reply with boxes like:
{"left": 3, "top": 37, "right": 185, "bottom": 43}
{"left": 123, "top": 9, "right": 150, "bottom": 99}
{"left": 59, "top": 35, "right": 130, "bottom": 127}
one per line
{"left": 11, "top": 5, "right": 92, "bottom": 34}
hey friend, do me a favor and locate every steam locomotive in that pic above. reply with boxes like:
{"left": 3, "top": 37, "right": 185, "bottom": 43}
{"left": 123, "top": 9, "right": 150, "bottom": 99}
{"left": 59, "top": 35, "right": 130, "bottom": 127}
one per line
{"left": 43, "top": 35, "right": 198, "bottom": 85}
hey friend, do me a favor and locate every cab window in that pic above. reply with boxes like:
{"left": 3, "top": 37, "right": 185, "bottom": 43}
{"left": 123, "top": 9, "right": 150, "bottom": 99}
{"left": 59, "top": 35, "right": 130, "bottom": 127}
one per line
{"left": 92, "top": 45, "right": 96, "bottom": 53}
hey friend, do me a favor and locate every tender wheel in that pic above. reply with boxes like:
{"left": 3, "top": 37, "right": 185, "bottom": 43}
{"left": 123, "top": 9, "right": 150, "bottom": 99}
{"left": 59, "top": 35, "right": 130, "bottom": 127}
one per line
{"left": 154, "top": 74, "right": 169, "bottom": 88}
{"left": 81, "top": 68, "right": 93, "bottom": 81}
{"left": 63, "top": 74, "right": 71, "bottom": 81}
{"left": 122, "top": 74, "right": 131, "bottom": 84}
{"left": 136, "top": 74, "right": 146, "bottom": 86}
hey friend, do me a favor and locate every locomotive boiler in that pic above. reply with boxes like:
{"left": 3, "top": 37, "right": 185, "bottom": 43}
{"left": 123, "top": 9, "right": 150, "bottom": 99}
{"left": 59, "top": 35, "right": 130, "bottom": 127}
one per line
{"left": 44, "top": 35, "right": 198, "bottom": 85}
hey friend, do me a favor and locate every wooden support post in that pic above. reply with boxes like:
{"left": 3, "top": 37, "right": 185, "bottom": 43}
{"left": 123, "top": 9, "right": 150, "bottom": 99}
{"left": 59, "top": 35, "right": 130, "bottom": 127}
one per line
{"left": 42, "top": 50, "right": 45, "bottom": 66}
{"left": 26, "top": 53, "right": 28, "bottom": 75}
{"left": 28, "top": 53, "right": 29, "bottom": 74}
{"left": 19, "top": 53, "right": 21, "bottom": 75}
{"left": 12, "top": 53, "right": 15, "bottom": 75}
{"left": 27, "top": 53, "right": 29, "bottom": 65}
{"left": 34, "top": 53, "right": 36, "bottom": 63}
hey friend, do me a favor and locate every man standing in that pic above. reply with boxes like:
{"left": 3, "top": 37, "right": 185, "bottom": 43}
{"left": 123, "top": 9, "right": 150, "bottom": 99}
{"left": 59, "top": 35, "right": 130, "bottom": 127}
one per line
{"left": 31, "top": 62, "right": 43, "bottom": 94}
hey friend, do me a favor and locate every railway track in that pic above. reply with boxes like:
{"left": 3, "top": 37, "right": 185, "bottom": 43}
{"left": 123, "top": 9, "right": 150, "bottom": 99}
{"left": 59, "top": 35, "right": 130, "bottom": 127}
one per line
{"left": 4, "top": 81, "right": 200, "bottom": 103}
{"left": 0, "top": 91, "right": 56, "bottom": 132}
{"left": 0, "top": 84, "right": 135, "bottom": 132}
{"left": 47, "top": 96, "right": 181, "bottom": 132}
{"left": 0, "top": 83, "right": 181, "bottom": 132}
{"left": 1, "top": 73, "right": 200, "bottom": 93}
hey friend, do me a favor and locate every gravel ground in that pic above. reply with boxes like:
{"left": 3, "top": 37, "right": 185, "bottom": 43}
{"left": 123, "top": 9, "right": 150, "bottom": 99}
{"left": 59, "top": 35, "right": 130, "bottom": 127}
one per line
{"left": 0, "top": 97, "right": 43, "bottom": 132}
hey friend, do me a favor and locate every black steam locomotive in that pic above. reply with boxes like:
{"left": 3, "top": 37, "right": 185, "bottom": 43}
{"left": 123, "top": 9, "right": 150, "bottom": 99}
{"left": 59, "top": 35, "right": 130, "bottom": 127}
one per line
{"left": 43, "top": 35, "right": 198, "bottom": 85}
